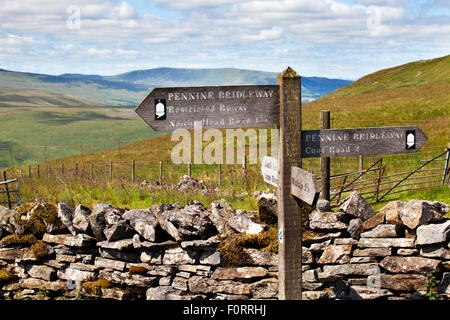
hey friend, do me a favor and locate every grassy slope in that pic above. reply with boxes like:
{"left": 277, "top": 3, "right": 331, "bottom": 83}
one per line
{"left": 0, "top": 69, "right": 148, "bottom": 106}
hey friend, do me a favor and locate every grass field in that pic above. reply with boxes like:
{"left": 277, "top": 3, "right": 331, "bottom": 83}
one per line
{"left": 1, "top": 55, "right": 449, "bottom": 210}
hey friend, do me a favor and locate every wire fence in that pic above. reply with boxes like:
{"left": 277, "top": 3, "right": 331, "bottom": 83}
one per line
{"left": 1, "top": 140, "right": 448, "bottom": 209}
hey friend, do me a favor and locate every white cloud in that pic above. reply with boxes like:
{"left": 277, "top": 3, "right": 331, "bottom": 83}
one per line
{"left": 86, "top": 48, "right": 112, "bottom": 56}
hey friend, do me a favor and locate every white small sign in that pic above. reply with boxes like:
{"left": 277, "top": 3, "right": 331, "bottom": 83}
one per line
{"left": 261, "top": 156, "right": 278, "bottom": 187}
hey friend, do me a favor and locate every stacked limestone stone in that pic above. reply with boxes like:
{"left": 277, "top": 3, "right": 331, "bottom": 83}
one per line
{"left": 0, "top": 190, "right": 449, "bottom": 300}
{"left": 0, "top": 199, "right": 277, "bottom": 300}
{"left": 302, "top": 192, "right": 450, "bottom": 300}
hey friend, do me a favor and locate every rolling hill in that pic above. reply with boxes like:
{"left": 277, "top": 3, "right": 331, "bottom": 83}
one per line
{"left": 0, "top": 67, "right": 352, "bottom": 106}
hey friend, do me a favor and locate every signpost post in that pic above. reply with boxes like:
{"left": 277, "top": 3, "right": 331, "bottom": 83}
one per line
{"left": 136, "top": 68, "right": 428, "bottom": 302}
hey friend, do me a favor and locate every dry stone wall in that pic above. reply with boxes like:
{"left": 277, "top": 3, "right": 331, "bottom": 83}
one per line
{"left": 0, "top": 185, "right": 449, "bottom": 300}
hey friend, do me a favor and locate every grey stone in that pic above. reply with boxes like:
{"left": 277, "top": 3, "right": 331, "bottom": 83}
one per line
{"left": 199, "top": 251, "right": 221, "bottom": 266}
{"left": 162, "top": 247, "right": 197, "bottom": 265}
{"left": 228, "top": 211, "right": 264, "bottom": 234}
{"left": 302, "top": 290, "right": 330, "bottom": 300}
{"left": 123, "top": 209, "right": 159, "bottom": 242}
{"left": 20, "top": 278, "right": 67, "bottom": 291}
{"left": 42, "top": 233, "right": 95, "bottom": 247}
{"left": 381, "top": 201, "right": 404, "bottom": 226}
{"left": 416, "top": 219, "right": 450, "bottom": 245}
{"left": 57, "top": 267, "right": 96, "bottom": 282}
{"left": 349, "top": 285, "right": 393, "bottom": 300}
{"left": 249, "top": 278, "right": 278, "bottom": 299}
{"left": 309, "top": 240, "right": 331, "bottom": 253}
{"left": 99, "top": 269, "right": 157, "bottom": 287}
{"left": 97, "top": 238, "right": 134, "bottom": 251}
{"left": 154, "top": 201, "right": 216, "bottom": 241}
{"left": 360, "top": 224, "right": 397, "bottom": 238}
{"left": 316, "top": 199, "right": 331, "bottom": 213}
{"left": 205, "top": 199, "right": 237, "bottom": 237}
{"left": 72, "top": 204, "right": 91, "bottom": 234}
{"left": 339, "top": 191, "right": 375, "bottom": 221}
{"left": 399, "top": 200, "right": 443, "bottom": 229}
{"left": 172, "top": 276, "right": 189, "bottom": 291}
{"left": 0, "top": 205, "right": 15, "bottom": 234}
{"left": 212, "top": 267, "right": 268, "bottom": 280}
{"left": 101, "top": 287, "right": 130, "bottom": 300}
{"left": 88, "top": 203, "right": 110, "bottom": 241}
{"left": 353, "top": 247, "right": 391, "bottom": 257}
{"left": 140, "top": 250, "right": 163, "bottom": 264}
{"left": 362, "top": 213, "right": 385, "bottom": 230}
{"left": 188, "top": 276, "right": 250, "bottom": 295}
{"left": 317, "top": 244, "right": 352, "bottom": 264}
{"left": 180, "top": 235, "right": 221, "bottom": 250}
{"left": 380, "top": 274, "right": 427, "bottom": 292}
{"left": 55, "top": 254, "right": 76, "bottom": 263}
{"left": 420, "top": 244, "right": 450, "bottom": 259}
{"left": 309, "top": 211, "right": 348, "bottom": 230}
{"left": 103, "top": 220, "right": 135, "bottom": 242}
{"left": 302, "top": 247, "right": 314, "bottom": 264}
{"left": 347, "top": 218, "right": 364, "bottom": 239}
{"left": 57, "top": 202, "right": 76, "bottom": 235}
{"left": 350, "top": 257, "right": 377, "bottom": 263}
{"left": 28, "top": 265, "right": 56, "bottom": 281}
{"left": 333, "top": 238, "right": 358, "bottom": 245}
{"left": 322, "top": 263, "right": 379, "bottom": 277}
{"left": 243, "top": 249, "right": 278, "bottom": 266}
{"left": 98, "top": 247, "right": 140, "bottom": 262}
{"left": 146, "top": 286, "right": 182, "bottom": 300}
{"left": 69, "top": 262, "right": 98, "bottom": 272}
{"left": 94, "top": 257, "right": 126, "bottom": 271}
{"left": 104, "top": 210, "right": 122, "bottom": 226}
{"left": 397, "top": 248, "right": 418, "bottom": 256}
{"left": 358, "top": 238, "right": 415, "bottom": 248}
{"left": 380, "top": 256, "right": 442, "bottom": 274}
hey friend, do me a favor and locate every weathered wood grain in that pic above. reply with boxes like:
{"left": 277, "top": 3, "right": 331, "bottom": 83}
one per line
{"left": 301, "top": 126, "right": 427, "bottom": 158}
{"left": 277, "top": 67, "right": 302, "bottom": 300}
{"left": 135, "top": 85, "right": 280, "bottom": 131}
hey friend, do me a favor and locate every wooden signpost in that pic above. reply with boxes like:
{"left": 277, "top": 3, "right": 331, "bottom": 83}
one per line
{"left": 136, "top": 67, "right": 429, "bottom": 301}
{"left": 291, "top": 166, "right": 320, "bottom": 206}
{"left": 135, "top": 85, "right": 279, "bottom": 131}
{"left": 261, "top": 156, "right": 278, "bottom": 187}
{"left": 302, "top": 126, "right": 427, "bottom": 158}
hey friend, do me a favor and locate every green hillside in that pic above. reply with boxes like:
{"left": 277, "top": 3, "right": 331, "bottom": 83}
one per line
{"left": 0, "top": 86, "right": 102, "bottom": 108}
{"left": 323, "top": 55, "right": 450, "bottom": 99}
{"left": 0, "top": 69, "right": 148, "bottom": 106}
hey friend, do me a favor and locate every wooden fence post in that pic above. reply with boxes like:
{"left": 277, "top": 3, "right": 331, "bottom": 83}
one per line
{"left": 159, "top": 161, "right": 162, "bottom": 182}
{"left": 277, "top": 67, "right": 303, "bottom": 300}
{"left": 37, "top": 164, "right": 40, "bottom": 178}
{"left": 3, "top": 171, "right": 11, "bottom": 209}
{"left": 442, "top": 143, "right": 450, "bottom": 185}
{"left": 320, "top": 110, "right": 330, "bottom": 200}
{"left": 110, "top": 161, "right": 113, "bottom": 179}
{"left": 359, "top": 155, "right": 364, "bottom": 172}
{"left": 188, "top": 162, "right": 191, "bottom": 177}
{"left": 218, "top": 164, "right": 222, "bottom": 187}
{"left": 29, "top": 165, "right": 31, "bottom": 178}
{"left": 132, "top": 160, "right": 135, "bottom": 182}
{"left": 91, "top": 163, "right": 94, "bottom": 179}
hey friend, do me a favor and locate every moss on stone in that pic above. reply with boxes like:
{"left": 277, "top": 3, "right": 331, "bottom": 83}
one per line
{"left": 30, "top": 240, "right": 49, "bottom": 258}
{"left": 0, "top": 268, "right": 15, "bottom": 285}
{"left": 128, "top": 266, "right": 148, "bottom": 278}
{"left": 1, "top": 233, "right": 37, "bottom": 246}
{"left": 13, "top": 202, "right": 63, "bottom": 238}
{"left": 82, "top": 278, "right": 112, "bottom": 296}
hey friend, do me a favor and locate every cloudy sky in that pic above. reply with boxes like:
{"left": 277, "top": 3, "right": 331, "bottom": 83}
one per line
{"left": 0, "top": 0, "right": 449, "bottom": 80}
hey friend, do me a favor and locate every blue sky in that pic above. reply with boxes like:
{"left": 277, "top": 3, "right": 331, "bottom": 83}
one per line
{"left": 0, "top": 0, "right": 449, "bottom": 80}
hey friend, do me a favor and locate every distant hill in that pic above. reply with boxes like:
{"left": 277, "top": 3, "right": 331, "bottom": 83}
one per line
{"left": 105, "top": 67, "right": 353, "bottom": 102}
{"left": 0, "top": 86, "right": 102, "bottom": 108}
{"left": 307, "top": 55, "right": 450, "bottom": 146}
{"left": 0, "top": 69, "right": 148, "bottom": 106}
{"left": 321, "top": 54, "right": 450, "bottom": 99}
{"left": 0, "top": 67, "right": 352, "bottom": 106}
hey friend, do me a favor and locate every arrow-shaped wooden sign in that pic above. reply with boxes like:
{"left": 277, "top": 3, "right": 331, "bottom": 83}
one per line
{"left": 290, "top": 166, "right": 320, "bottom": 206}
{"left": 135, "top": 85, "right": 280, "bottom": 131}
{"left": 301, "top": 126, "right": 427, "bottom": 158}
